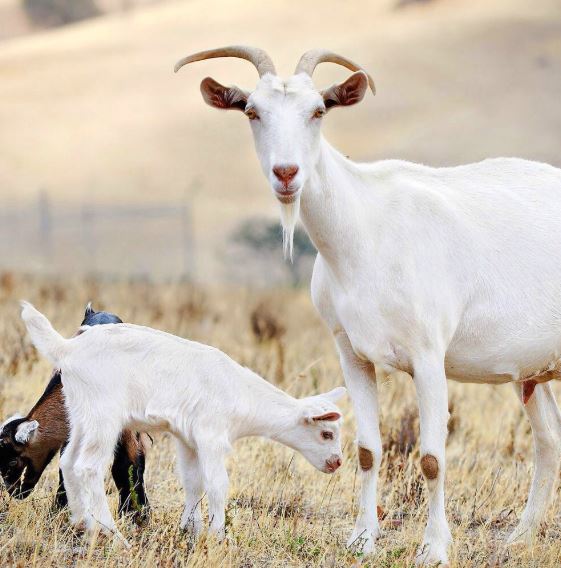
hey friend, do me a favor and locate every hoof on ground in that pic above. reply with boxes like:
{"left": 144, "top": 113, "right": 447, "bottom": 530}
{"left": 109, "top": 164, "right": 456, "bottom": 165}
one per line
{"left": 415, "top": 541, "right": 449, "bottom": 567}
{"left": 346, "top": 528, "right": 379, "bottom": 555}
{"left": 71, "top": 520, "right": 87, "bottom": 534}
{"left": 506, "top": 524, "right": 536, "bottom": 548}
{"left": 86, "top": 527, "right": 130, "bottom": 549}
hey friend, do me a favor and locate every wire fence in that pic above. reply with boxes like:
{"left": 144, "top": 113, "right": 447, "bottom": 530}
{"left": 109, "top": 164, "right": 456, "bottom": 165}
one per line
{"left": 0, "top": 192, "right": 195, "bottom": 279}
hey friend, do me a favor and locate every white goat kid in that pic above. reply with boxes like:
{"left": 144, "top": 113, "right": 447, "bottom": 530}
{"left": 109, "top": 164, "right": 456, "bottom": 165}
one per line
{"left": 176, "top": 46, "right": 561, "bottom": 565}
{"left": 21, "top": 303, "right": 345, "bottom": 542}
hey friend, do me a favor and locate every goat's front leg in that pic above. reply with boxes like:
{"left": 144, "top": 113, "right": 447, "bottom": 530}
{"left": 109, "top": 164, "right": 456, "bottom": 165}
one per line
{"left": 335, "top": 332, "right": 381, "bottom": 554}
{"left": 111, "top": 433, "right": 150, "bottom": 523}
{"left": 54, "top": 444, "right": 68, "bottom": 510}
{"left": 197, "top": 442, "right": 229, "bottom": 540}
{"left": 176, "top": 439, "right": 204, "bottom": 538}
{"left": 413, "top": 356, "right": 451, "bottom": 566}
{"left": 59, "top": 428, "right": 87, "bottom": 527}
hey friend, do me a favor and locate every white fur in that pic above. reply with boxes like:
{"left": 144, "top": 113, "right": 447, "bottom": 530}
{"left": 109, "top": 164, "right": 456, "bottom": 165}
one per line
{"left": 21, "top": 303, "right": 345, "bottom": 541}
{"left": 279, "top": 198, "right": 300, "bottom": 260}
{"left": 200, "top": 69, "right": 561, "bottom": 564}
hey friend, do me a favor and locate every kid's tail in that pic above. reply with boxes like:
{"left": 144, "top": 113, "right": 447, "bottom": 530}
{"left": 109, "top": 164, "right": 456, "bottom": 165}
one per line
{"left": 20, "top": 302, "right": 69, "bottom": 366}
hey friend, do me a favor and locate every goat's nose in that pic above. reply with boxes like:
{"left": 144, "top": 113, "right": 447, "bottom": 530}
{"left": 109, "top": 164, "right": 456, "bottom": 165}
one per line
{"left": 326, "top": 455, "right": 342, "bottom": 472}
{"left": 272, "top": 164, "right": 299, "bottom": 185}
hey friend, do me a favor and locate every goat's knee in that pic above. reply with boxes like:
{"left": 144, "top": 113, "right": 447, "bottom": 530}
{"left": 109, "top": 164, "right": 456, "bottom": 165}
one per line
{"left": 73, "top": 461, "right": 97, "bottom": 484}
{"left": 205, "top": 475, "right": 228, "bottom": 504}
{"left": 420, "top": 453, "right": 439, "bottom": 481}
{"left": 357, "top": 442, "right": 381, "bottom": 473}
{"left": 358, "top": 446, "right": 373, "bottom": 471}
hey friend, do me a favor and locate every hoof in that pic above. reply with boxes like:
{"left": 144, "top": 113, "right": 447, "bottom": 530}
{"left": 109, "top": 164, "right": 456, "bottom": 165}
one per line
{"left": 71, "top": 520, "right": 87, "bottom": 533}
{"left": 208, "top": 527, "right": 226, "bottom": 543}
{"left": 103, "top": 530, "right": 131, "bottom": 549}
{"left": 415, "top": 541, "right": 450, "bottom": 566}
{"left": 506, "top": 524, "right": 535, "bottom": 548}
{"left": 85, "top": 524, "right": 130, "bottom": 549}
{"left": 346, "top": 527, "right": 379, "bottom": 555}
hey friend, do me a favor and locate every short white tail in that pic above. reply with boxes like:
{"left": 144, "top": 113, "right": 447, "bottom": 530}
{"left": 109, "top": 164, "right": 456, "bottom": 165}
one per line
{"left": 20, "top": 302, "right": 69, "bottom": 366}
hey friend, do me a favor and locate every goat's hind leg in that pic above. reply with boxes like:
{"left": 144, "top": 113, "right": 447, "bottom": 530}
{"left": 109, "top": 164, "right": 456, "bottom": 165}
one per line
{"left": 508, "top": 382, "right": 561, "bottom": 545}
{"left": 196, "top": 439, "right": 230, "bottom": 540}
{"left": 541, "top": 382, "right": 561, "bottom": 442}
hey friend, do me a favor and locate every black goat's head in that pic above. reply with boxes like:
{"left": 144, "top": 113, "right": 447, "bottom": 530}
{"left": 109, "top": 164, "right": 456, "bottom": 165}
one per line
{"left": 0, "top": 414, "right": 48, "bottom": 499}
{"left": 81, "top": 302, "right": 123, "bottom": 327}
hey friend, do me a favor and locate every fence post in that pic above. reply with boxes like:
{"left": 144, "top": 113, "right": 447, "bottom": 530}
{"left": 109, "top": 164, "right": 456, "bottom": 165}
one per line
{"left": 37, "top": 191, "right": 52, "bottom": 269}
{"left": 182, "top": 179, "right": 200, "bottom": 281}
{"left": 81, "top": 204, "right": 96, "bottom": 273}
{"left": 181, "top": 202, "right": 194, "bottom": 280}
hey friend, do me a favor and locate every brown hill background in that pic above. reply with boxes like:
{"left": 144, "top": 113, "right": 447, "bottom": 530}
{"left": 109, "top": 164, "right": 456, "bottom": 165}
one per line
{"left": 1, "top": 0, "right": 561, "bottom": 281}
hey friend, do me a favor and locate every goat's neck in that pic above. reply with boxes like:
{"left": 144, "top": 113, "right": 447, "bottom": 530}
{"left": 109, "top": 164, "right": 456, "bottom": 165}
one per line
{"left": 233, "top": 371, "right": 301, "bottom": 443}
{"left": 300, "top": 137, "right": 365, "bottom": 270}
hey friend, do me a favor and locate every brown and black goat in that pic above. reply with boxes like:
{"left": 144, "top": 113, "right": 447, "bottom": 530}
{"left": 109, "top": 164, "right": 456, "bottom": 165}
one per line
{"left": 0, "top": 304, "right": 150, "bottom": 523}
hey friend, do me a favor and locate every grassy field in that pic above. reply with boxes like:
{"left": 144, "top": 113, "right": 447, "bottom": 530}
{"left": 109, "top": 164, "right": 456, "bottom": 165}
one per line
{"left": 0, "top": 273, "right": 559, "bottom": 566}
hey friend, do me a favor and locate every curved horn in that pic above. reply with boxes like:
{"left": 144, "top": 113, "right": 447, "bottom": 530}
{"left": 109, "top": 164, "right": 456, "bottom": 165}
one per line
{"left": 174, "top": 45, "right": 276, "bottom": 77}
{"left": 295, "top": 49, "right": 375, "bottom": 95}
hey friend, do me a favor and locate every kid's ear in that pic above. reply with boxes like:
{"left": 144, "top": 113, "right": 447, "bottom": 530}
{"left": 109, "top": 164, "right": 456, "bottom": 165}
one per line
{"left": 303, "top": 409, "right": 342, "bottom": 423}
{"left": 321, "top": 71, "right": 369, "bottom": 110}
{"left": 15, "top": 420, "right": 39, "bottom": 445}
{"left": 322, "top": 386, "right": 347, "bottom": 403}
{"left": 200, "top": 77, "right": 249, "bottom": 111}
{"left": 312, "top": 411, "right": 341, "bottom": 422}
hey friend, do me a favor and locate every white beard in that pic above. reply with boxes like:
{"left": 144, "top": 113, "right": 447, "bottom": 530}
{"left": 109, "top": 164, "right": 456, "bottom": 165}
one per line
{"left": 279, "top": 197, "right": 301, "bottom": 262}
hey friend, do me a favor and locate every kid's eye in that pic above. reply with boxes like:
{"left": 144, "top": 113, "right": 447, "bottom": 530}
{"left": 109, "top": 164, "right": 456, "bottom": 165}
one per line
{"left": 245, "top": 108, "right": 259, "bottom": 120}
{"left": 312, "top": 107, "right": 326, "bottom": 119}
{"left": 321, "top": 431, "right": 333, "bottom": 440}
{"left": 8, "top": 460, "right": 17, "bottom": 467}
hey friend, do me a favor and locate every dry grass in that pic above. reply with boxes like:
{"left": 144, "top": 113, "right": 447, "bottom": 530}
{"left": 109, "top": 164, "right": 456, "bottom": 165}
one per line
{"left": 0, "top": 273, "right": 559, "bottom": 566}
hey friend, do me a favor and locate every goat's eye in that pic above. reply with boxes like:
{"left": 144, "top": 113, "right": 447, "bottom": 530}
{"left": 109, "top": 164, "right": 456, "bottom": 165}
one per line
{"left": 8, "top": 460, "right": 17, "bottom": 467}
{"left": 245, "top": 108, "right": 259, "bottom": 120}
{"left": 321, "top": 431, "right": 333, "bottom": 440}
{"left": 312, "top": 108, "right": 326, "bottom": 119}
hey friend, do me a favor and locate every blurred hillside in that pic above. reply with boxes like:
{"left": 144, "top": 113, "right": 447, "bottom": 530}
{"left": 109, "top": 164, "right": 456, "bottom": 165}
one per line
{"left": 1, "top": 0, "right": 561, "bottom": 281}
{"left": 0, "top": 0, "right": 166, "bottom": 40}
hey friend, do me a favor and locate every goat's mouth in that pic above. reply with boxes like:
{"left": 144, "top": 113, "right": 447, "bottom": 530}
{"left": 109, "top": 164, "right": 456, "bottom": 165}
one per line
{"left": 4, "top": 478, "right": 30, "bottom": 499}
{"left": 11, "top": 487, "right": 30, "bottom": 499}
{"left": 274, "top": 188, "right": 301, "bottom": 204}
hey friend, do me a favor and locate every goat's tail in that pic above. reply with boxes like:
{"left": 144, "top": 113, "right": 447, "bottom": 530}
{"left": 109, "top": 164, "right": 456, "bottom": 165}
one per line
{"left": 20, "top": 302, "right": 69, "bottom": 366}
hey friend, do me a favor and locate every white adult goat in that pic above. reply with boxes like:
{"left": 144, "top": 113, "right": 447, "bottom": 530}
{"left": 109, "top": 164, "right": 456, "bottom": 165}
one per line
{"left": 175, "top": 46, "right": 561, "bottom": 565}
{"left": 21, "top": 303, "right": 345, "bottom": 543}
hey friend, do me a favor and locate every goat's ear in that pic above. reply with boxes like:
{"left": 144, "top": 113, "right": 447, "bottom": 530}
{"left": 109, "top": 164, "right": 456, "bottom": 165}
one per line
{"left": 321, "top": 71, "right": 369, "bottom": 110}
{"left": 303, "top": 408, "right": 342, "bottom": 424}
{"left": 84, "top": 302, "right": 95, "bottom": 318}
{"left": 322, "top": 386, "right": 347, "bottom": 403}
{"left": 15, "top": 420, "right": 39, "bottom": 445}
{"left": 200, "top": 77, "right": 249, "bottom": 112}
{"left": 312, "top": 412, "right": 341, "bottom": 422}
